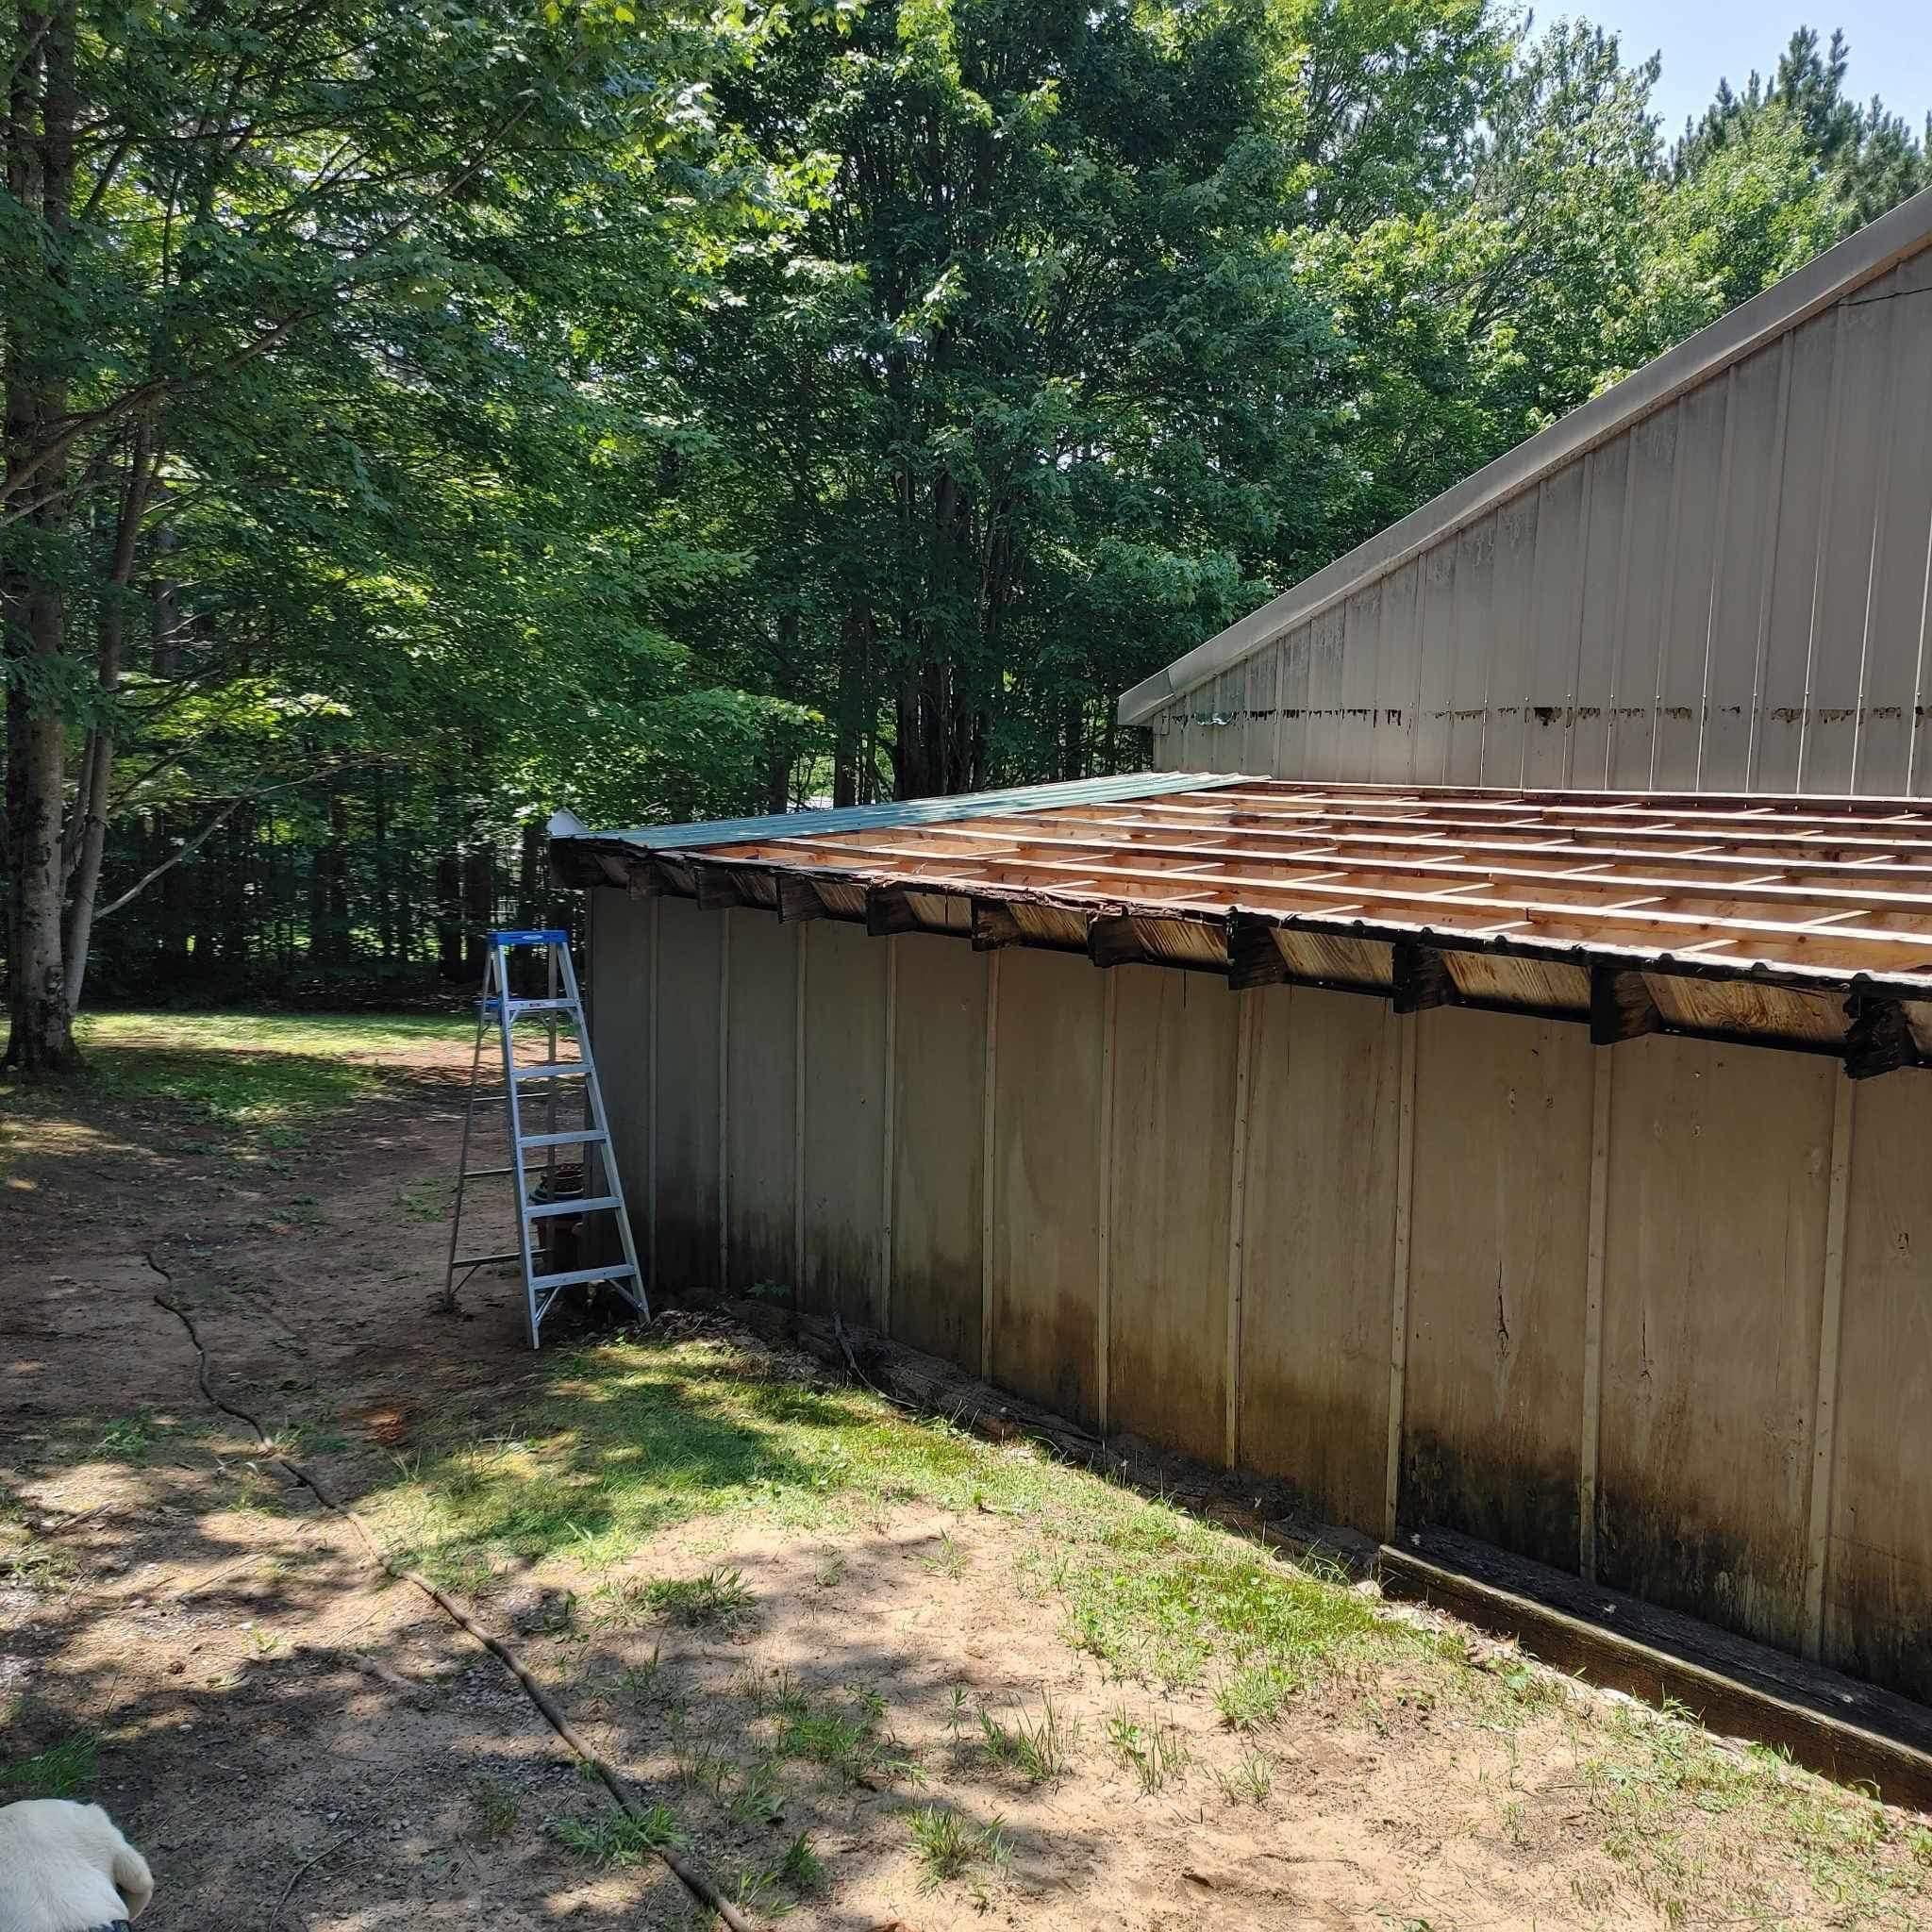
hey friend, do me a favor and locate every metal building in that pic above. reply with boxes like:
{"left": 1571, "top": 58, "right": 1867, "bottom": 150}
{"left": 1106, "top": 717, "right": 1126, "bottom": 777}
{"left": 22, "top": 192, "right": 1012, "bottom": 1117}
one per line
{"left": 558, "top": 194, "right": 1932, "bottom": 1759}
{"left": 1119, "top": 187, "right": 1932, "bottom": 797}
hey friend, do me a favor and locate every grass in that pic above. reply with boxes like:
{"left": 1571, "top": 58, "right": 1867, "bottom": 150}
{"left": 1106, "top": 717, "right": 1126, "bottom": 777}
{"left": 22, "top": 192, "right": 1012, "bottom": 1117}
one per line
{"left": 978, "top": 1692, "right": 1077, "bottom": 1784}
{"left": 1105, "top": 1707, "right": 1190, "bottom": 1794}
{"left": 368, "top": 1332, "right": 1422, "bottom": 1720}
{"left": 40, "top": 1010, "right": 473, "bottom": 1127}
{"left": 905, "top": 1804, "right": 1008, "bottom": 1890}
{"left": 549, "top": 1802, "right": 687, "bottom": 1865}
{"left": 3, "top": 1730, "right": 97, "bottom": 1799}
{"left": 645, "top": 1566, "right": 756, "bottom": 1628}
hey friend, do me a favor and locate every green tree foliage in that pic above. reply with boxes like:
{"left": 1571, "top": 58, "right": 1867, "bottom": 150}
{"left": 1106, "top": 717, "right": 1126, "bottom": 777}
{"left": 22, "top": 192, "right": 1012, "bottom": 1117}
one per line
{"left": 4, "top": 5, "right": 1928, "bottom": 1045}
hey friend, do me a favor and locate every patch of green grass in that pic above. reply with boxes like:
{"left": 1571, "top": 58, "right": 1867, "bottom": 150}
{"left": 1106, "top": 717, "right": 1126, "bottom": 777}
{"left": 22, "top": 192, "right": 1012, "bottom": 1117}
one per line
{"left": 978, "top": 1692, "right": 1077, "bottom": 1784}
{"left": 767, "top": 1675, "right": 911, "bottom": 1786}
{"left": 1214, "top": 1749, "right": 1273, "bottom": 1806}
{"left": 4, "top": 1730, "right": 97, "bottom": 1798}
{"left": 645, "top": 1566, "right": 756, "bottom": 1628}
{"left": 66, "top": 1010, "right": 469, "bottom": 1127}
{"left": 1215, "top": 1658, "right": 1303, "bottom": 1730}
{"left": 472, "top": 1782, "right": 520, "bottom": 1842}
{"left": 780, "top": 1829, "right": 825, "bottom": 1894}
{"left": 905, "top": 1805, "right": 1008, "bottom": 1890}
{"left": 549, "top": 1802, "right": 686, "bottom": 1865}
{"left": 1105, "top": 1707, "right": 1189, "bottom": 1794}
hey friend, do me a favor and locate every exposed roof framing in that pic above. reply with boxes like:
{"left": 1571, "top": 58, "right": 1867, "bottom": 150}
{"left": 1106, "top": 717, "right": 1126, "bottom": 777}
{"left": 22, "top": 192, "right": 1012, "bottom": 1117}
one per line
{"left": 555, "top": 777, "right": 1932, "bottom": 1074}
{"left": 1116, "top": 184, "right": 1932, "bottom": 727}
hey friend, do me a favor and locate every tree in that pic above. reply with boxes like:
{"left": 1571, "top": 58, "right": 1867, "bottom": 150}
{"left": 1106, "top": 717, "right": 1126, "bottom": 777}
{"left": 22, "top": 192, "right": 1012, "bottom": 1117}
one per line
{"left": 0, "top": 0, "right": 779, "bottom": 1071}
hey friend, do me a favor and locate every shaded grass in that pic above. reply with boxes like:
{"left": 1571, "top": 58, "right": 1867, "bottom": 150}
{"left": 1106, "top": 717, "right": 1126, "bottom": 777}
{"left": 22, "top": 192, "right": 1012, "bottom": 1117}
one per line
{"left": 549, "top": 1802, "right": 686, "bottom": 1865}
{"left": 3, "top": 1731, "right": 97, "bottom": 1799}
{"left": 63, "top": 1010, "right": 473, "bottom": 1125}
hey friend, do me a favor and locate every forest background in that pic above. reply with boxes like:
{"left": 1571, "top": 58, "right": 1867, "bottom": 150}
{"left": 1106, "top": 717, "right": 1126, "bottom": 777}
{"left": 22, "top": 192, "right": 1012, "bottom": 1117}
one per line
{"left": 4, "top": 0, "right": 1925, "bottom": 1062}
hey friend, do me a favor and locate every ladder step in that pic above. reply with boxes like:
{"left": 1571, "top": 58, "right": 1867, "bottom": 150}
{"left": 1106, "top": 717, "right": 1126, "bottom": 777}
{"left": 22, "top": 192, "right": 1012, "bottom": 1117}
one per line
{"left": 524, "top": 1193, "right": 620, "bottom": 1221}
{"left": 483, "top": 997, "right": 579, "bottom": 1016}
{"left": 514, "top": 1061, "right": 587, "bottom": 1080}
{"left": 453, "top": 1249, "right": 524, "bottom": 1269}
{"left": 530, "top": 1262, "right": 639, "bottom": 1292}
{"left": 520, "top": 1129, "right": 607, "bottom": 1150}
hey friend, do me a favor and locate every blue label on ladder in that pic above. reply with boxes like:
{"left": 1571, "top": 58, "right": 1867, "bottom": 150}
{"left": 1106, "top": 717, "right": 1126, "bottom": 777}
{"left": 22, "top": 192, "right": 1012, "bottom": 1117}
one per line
{"left": 491, "top": 927, "right": 571, "bottom": 946}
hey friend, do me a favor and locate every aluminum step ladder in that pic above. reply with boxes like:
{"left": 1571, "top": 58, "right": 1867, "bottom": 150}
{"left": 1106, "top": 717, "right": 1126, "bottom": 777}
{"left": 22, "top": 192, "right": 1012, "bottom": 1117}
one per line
{"left": 442, "top": 928, "right": 647, "bottom": 1347}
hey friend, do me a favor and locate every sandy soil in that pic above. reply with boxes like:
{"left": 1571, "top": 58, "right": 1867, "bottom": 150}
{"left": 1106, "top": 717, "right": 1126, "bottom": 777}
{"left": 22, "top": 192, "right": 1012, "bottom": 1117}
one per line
{"left": 2, "top": 1022, "right": 1924, "bottom": 1932}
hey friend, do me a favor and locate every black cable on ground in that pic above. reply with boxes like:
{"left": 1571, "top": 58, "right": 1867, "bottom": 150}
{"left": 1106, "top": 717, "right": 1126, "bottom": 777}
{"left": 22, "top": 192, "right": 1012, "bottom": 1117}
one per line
{"left": 150, "top": 1272, "right": 757, "bottom": 1932}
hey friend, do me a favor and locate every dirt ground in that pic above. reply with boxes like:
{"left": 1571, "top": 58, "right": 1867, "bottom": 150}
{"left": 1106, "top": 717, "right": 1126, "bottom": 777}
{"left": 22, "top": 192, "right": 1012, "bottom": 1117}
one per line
{"left": 4, "top": 1016, "right": 1929, "bottom": 1932}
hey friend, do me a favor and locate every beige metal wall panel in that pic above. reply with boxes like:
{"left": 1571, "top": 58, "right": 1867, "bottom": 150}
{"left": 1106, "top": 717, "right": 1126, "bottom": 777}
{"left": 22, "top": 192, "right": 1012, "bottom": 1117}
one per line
{"left": 1857, "top": 251, "right": 1932, "bottom": 791}
{"left": 1106, "top": 966, "right": 1239, "bottom": 1466}
{"left": 1371, "top": 559, "right": 1424, "bottom": 779}
{"left": 1522, "top": 465, "right": 1590, "bottom": 786}
{"left": 586, "top": 891, "right": 654, "bottom": 1246}
{"left": 1241, "top": 641, "right": 1281, "bottom": 776}
{"left": 800, "top": 919, "right": 888, "bottom": 1325}
{"left": 1274, "top": 619, "right": 1313, "bottom": 776}
{"left": 1481, "top": 494, "right": 1541, "bottom": 785}
{"left": 1443, "top": 514, "right": 1496, "bottom": 783}
{"left": 1701, "top": 353, "right": 1788, "bottom": 786}
{"left": 1402, "top": 1009, "right": 1593, "bottom": 1570}
{"left": 1607, "top": 405, "right": 1679, "bottom": 788}
{"left": 654, "top": 894, "right": 724, "bottom": 1291}
{"left": 1136, "top": 238, "right": 1932, "bottom": 798}
{"left": 1653, "top": 380, "right": 1729, "bottom": 787}
{"left": 989, "top": 946, "right": 1106, "bottom": 1427}
{"left": 1336, "top": 583, "right": 1384, "bottom": 774}
{"left": 1303, "top": 604, "right": 1347, "bottom": 779}
{"left": 1805, "top": 283, "right": 1899, "bottom": 792}
{"left": 1597, "top": 1038, "right": 1835, "bottom": 1653}
{"left": 890, "top": 934, "right": 988, "bottom": 1365}
{"left": 1756, "top": 309, "right": 1840, "bottom": 791}
{"left": 1824, "top": 1073, "right": 1932, "bottom": 1699}
{"left": 1239, "top": 987, "right": 1402, "bottom": 1531}
{"left": 724, "top": 908, "right": 796, "bottom": 1293}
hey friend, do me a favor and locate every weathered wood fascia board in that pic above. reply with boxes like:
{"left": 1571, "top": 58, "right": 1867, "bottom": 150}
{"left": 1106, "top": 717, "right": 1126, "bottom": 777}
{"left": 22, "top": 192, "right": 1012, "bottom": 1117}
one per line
{"left": 580, "top": 863, "right": 1932, "bottom": 1067}
{"left": 1116, "top": 188, "right": 1932, "bottom": 727}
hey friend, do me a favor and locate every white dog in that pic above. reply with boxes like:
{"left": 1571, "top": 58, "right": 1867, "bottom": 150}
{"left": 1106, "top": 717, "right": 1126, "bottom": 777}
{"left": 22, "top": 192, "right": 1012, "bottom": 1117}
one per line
{"left": 0, "top": 1801, "right": 153, "bottom": 1932}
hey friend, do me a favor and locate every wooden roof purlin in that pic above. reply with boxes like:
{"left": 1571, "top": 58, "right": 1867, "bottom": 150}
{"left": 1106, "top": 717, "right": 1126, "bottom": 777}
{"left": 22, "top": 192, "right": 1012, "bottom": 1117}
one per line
{"left": 558, "top": 779, "right": 1932, "bottom": 1077}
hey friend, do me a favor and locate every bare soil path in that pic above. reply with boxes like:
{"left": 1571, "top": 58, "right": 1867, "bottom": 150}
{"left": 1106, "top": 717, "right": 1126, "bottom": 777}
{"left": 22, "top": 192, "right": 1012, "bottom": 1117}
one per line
{"left": 3, "top": 1014, "right": 1928, "bottom": 1931}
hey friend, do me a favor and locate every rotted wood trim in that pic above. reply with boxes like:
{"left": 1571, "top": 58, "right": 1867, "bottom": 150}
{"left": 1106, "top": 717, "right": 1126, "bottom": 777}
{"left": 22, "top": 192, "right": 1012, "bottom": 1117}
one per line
{"left": 1385, "top": 1011, "right": 1419, "bottom": 1540}
{"left": 692, "top": 860, "right": 751, "bottom": 911}
{"left": 1590, "top": 965, "right": 1662, "bottom": 1044}
{"left": 1391, "top": 940, "right": 1454, "bottom": 1014}
{"left": 1226, "top": 912, "right": 1290, "bottom": 989}
{"left": 1087, "top": 908, "right": 1144, "bottom": 969}
{"left": 866, "top": 884, "right": 922, "bottom": 938}
{"left": 1842, "top": 993, "right": 1921, "bottom": 1079}
{"left": 1803, "top": 1074, "right": 1857, "bottom": 1660}
{"left": 776, "top": 874, "right": 825, "bottom": 924}
{"left": 972, "top": 897, "right": 1022, "bottom": 951}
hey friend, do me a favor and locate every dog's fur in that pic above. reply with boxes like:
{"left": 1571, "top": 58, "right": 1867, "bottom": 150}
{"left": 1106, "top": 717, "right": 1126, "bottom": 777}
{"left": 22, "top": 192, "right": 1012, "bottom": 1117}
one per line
{"left": 0, "top": 1801, "right": 152, "bottom": 1932}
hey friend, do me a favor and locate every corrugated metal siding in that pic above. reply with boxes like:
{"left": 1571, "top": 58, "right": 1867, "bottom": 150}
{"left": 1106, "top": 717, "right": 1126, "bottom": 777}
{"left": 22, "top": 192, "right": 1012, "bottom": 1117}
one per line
{"left": 1148, "top": 242, "right": 1932, "bottom": 792}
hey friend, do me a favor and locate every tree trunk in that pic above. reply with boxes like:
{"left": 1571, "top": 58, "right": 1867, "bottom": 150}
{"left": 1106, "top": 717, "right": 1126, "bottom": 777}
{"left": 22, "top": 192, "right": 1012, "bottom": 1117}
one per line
{"left": 62, "top": 424, "right": 158, "bottom": 1018}
{"left": 462, "top": 836, "right": 493, "bottom": 979}
{"left": 3, "top": 4, "right": 81, "bottom": 1074}
{"left": 832, "top": 608, "right": 874, "bottom": 808}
